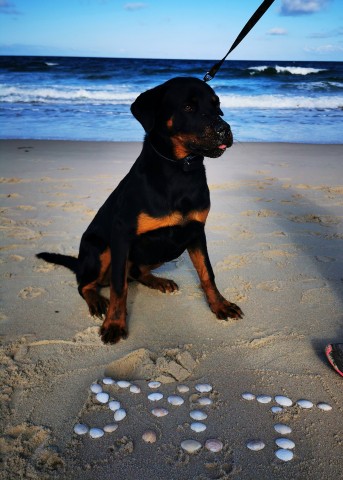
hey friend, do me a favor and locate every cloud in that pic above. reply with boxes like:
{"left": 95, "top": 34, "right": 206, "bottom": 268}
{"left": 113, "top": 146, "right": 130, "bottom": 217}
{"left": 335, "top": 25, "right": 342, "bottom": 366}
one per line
{"left": 309, "top": 27, "right": 343, "bottom": 38}
{"left": 304, "top": 43, "right": 343, "bottom": 54}
{"left": 267, "top": 27, "right": 288, "bottom": 36}
{"left": 0, "top": 0, "right": 21, "bottom": 15}
{"left": 123, "top": 2, "right": 147, "bottom": 11}
{"left": 280, "top": 0, "right": 330, "bottom": 16}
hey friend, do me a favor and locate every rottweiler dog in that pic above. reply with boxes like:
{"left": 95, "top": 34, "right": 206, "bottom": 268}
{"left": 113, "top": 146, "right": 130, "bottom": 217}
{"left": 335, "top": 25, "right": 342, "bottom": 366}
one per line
{"left": 37, "top": 77, "right": 243, "bottom": 344}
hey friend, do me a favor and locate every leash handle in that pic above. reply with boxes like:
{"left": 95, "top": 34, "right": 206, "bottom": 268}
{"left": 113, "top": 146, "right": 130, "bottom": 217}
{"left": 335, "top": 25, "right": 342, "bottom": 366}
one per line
{"left": 204, "top": 0, "right": 275, "bottom": 82}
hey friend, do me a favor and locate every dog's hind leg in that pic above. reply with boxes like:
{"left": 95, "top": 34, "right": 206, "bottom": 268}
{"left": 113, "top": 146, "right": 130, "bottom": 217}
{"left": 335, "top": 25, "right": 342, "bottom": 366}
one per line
{"left": 78, "top": 247, "right": 111, "bottom": 318}
{"left": 129, "top": 264, "right": 179, "bottom": 293}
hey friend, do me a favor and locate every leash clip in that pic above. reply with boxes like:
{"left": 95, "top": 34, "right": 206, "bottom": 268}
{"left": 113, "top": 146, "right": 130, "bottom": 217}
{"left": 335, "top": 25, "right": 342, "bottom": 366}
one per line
{"left": 203, "top": 72, "right": 213, "bottom": 83}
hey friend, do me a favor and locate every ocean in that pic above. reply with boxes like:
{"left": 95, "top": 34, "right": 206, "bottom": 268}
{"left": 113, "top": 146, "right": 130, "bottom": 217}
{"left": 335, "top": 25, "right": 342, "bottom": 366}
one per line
{"left": 0, "top": 56, "right": 342, "bottom": 143}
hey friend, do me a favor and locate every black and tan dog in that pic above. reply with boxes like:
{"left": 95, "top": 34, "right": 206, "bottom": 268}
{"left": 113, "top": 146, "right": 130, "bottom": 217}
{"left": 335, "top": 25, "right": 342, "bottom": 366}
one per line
{"left": 37, "top": 77, "right": 243, "bottom": 344}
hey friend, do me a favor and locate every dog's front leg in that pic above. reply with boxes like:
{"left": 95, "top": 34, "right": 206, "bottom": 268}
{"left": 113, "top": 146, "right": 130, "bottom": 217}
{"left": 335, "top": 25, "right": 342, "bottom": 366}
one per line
{"left": 100, "top": 235, "right": 129, "bottom": 344}
{"left": 188, "top": 229, "right": 244, "bottom": 320}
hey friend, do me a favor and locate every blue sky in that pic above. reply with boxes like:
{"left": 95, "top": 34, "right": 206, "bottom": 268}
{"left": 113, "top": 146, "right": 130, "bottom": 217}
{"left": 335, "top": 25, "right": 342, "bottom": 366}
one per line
{"left": 0, "top": 0, "right": 342, "bottom": 60}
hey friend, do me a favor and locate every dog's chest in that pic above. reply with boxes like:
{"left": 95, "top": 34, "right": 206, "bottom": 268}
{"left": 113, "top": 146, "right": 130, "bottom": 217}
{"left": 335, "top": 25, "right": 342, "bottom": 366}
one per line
{"left": 136, "top": 208, "right": 209, "bottom": 235}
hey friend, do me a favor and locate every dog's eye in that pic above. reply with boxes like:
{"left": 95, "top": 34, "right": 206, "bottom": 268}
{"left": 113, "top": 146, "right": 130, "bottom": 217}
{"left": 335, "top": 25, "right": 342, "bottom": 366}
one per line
{"left": 183, "top": 104, "right": 194, "bottom": 113}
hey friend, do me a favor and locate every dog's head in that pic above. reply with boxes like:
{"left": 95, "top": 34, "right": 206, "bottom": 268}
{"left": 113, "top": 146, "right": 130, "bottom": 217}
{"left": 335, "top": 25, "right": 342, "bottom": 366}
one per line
{"left": 131, "top": 77, "right": 233, "bottom": 159}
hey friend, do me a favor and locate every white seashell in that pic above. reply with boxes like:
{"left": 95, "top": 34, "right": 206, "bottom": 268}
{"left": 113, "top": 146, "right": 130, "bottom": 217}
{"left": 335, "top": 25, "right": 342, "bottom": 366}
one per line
{"left": 246, "top": 440, "right": 265, "bottom": 451}
{"left": 142, "top": 430, "right": 157, "bottom": 443}
{"left": 275, "top": 438, "right": 295, "bottom": 449}
{"left": 104, "top": 423, "right": 118, "bottom": 433}
{"left": 181, "top": 439, "right": 202, "bottom": 453}
{"left": 109, "top": 400, "right": 121, "bottom": 412}
{"left": 117, "top": 380, "right": 131, "bottom": 388}
{"left": 317, "top": 402, "right": 332, "bottom": 411}
{"left": 74, "top": 423, "right": 88, "bottom": 435}
{"left": 102, "top": 377, "right": 115, "bottom": 385}
{"left": 89, "top": 428, "right": 104, "bottom": 439}
{"left": 151, "top": 407, "right": 168, "bottom": 417}
{"left": 271, "top": 406, "right": 283, "bottom": 413}
{"left": 167, "top": 395, "right": 184, "bottom": 406}
{"left": 177, "top": 385, "right": 189, "bottom": 393}
{"left": 296, "top": 399, "right": 313, "bottom": 409}
{"left": 190, "top": 422, "right": 207, "bottom": 432}
{"left": 275, "top": 395, "right": 293, "bottom": 407}
{"left": 148, "top": 381, "right": 161, "bottom": 389}
{"left": 205, "top": 439, "right": 223, "bottom": 452}
{"left": 190, "top": 410, "right": 207, "bottom": 421}
{"left": 274, "top": 423, "right": 292, "bottom": 435}
{"left": 90, "top": 383, "right": 102, "bottom": 394}
{"left": 256, "top": 394, "right": 272, "bottom": 404}
{"left": 196, "top": 397, "right": 213, "bottom": 406}
{"left": 195, "top": 384, "right": 212, "bottom": 393}
{"left": 148, "top": 392, "right": 163, "bottom": 401}
{"left": 242, "top": 392, "right": 255, "bottom": 401}
{"left": 129, "top": 385, "right": 141, "bottom": 394}
{"left": 114, "top": 408, "right": 127, "bottom": 421}
{"left": 96, "top": 392, "right": 109, "bottom": 404}
{"left": 275, "top": 448, "right": 294, "bottom": 461}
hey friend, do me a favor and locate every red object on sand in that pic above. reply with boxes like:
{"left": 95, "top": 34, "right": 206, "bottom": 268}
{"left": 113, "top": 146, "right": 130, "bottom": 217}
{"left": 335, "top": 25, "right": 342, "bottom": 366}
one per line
{"left": 325, "top": 344, "right": 343, "bottom": 377}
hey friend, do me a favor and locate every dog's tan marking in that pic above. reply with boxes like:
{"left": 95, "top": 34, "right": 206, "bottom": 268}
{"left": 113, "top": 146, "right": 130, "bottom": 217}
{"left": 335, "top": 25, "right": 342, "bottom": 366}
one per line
{"left": 137, "top": 208, "right": 209, "bottom": 235}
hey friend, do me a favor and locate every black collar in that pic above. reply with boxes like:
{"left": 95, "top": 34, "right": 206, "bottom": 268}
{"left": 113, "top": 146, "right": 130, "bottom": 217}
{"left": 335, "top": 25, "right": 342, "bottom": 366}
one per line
{"left": 149, "top": 141, "right": 204, "bottom": 173}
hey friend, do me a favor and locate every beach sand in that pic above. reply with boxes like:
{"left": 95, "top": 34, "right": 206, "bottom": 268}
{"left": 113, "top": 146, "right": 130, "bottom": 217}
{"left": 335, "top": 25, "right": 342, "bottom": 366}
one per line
{"left": 0, "top": 140, "right": 342, "bottom": 479}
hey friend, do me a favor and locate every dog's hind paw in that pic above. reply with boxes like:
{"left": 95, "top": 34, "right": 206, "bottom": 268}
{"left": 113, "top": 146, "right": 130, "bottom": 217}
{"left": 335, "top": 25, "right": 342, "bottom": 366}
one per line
{"left": 99, "top": 322, "right": 128, "bottom": 344}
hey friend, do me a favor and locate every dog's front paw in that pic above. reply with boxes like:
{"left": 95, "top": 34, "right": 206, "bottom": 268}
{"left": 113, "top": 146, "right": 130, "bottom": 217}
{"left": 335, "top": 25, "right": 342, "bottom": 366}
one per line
{"left": 211, "top": 299, "right": 244, "bottom": 320}
{"left": 99, "top": 321, "right": 128, "bottom": 344}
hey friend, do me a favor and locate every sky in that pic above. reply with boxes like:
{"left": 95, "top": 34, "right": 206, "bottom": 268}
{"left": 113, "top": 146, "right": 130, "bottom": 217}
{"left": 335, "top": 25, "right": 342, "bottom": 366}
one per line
{"left": 0, "top": 0, "right": 342, "bottom": 61}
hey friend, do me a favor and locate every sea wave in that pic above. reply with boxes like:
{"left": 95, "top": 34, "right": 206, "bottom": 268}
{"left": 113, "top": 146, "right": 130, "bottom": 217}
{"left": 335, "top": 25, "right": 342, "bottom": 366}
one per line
{"left": 1, "top": 85, "right": 342, "bottom": 110}
{"left": 248, "top": 65, "right": 327, "bottom": 76}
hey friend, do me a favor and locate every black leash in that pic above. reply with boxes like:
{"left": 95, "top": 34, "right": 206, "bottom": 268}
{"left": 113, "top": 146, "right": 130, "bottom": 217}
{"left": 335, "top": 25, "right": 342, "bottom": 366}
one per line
{"left": 204, "top": 0, "right": 275, "bottom": 82}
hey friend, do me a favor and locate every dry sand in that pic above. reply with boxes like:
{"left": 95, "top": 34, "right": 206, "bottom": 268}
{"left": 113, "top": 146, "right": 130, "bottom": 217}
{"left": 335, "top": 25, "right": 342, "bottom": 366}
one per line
{"left": 0, "top": 140, "right": 342, "bottom": 479}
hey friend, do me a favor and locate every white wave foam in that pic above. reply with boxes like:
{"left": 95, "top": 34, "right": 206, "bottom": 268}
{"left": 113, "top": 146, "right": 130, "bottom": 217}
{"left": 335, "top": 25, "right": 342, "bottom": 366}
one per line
{"left": 249, "top": 65, "right": 327, "bottom": 75}
{"left": 220, "top": 94, "right": 343, "bottom": 109}
{"left": 0, "top": 85, "right": 137, "bottom": 104}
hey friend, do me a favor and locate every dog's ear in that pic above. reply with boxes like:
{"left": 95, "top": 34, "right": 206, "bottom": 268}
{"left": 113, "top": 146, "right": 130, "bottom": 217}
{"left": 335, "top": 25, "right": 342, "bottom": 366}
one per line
{"left": 131, "top": 83, "right": 166, "bottom": 133}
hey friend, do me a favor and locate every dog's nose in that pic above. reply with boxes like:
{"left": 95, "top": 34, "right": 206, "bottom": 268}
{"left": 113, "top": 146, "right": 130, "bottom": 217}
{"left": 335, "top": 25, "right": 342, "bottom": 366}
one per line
{"left": 216, "top": 122, "right": 231, "bottom": 136}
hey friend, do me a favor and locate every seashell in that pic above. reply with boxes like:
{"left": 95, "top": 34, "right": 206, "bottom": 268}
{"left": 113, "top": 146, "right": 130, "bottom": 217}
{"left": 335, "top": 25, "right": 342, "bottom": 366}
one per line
{"left": 167, "top": 395, "right": 184, "bottom": 406}
{"left": 96, "top": 392, "right": 109, "bottom": 404}
{"left": 246, "top": 439, "right": 265, "bottom": 451}
{"left": 190, "top": 410, "right": 207, "bottom": 421}
{"left": 117, "top": 380, "right": 131, "bottom": 388}
{"left": 102, "top": 377, "right": 115, "bottom": 385}
{"left": 317, "top": 402, "right": 332, "bottom": 411}
{"left": 90, "top": 383, "right": 102, "bottom": 394}
{"left": 114, "top": 408, "right": 127, "bottom": 421}
{"left": 74, "top": 423, "right": 88, "bottom": 435}
{"left": 181, "top": 439, "right": 202, "bottom": 453}
{"left": 205, "top": 439, "right": 223, "bottom": 452}
{"left": 190, "top": 422, "right": 207, "bottom": 432}
{"left": 89, "top": 428, "right": 104, "bottom": 439}
{"left": 256, "top": 394, "right": 272, "bottom": 404}
{"left": 148, "top": 381, "right": 161, "bottom": 389}
{"left": 275, "top": 438, "right": 295, "bottom": 450}
{"left": 109, "top": 400, "right": 121, "bottom": 412}
{"left": 242, "top": 392, "right": 255, "bottom": 401}
{"left": 274, "top": 423, "right": 292, "bottom": 435}
{"left": 275, "top": 448, "right": 294, "bottom": 461}
{"left": 142, "top": 430, "right": 157, "bottom": 443}
{"left": 195, "top": 384, "right": 212, "bottom": 393}
{"left": 148, "top": 392, "right": 163, "bottom": 401}
{"left": 296, "top": 399, "right": 313, "bottom": 409}
{"left": 275, "top": 395, "right": 293, "bottom": 407}
{"left": 196, "top": 397, "right": 213, "bottom": 406}
{"left": 177, "top": 385, "right": 189, "bottom": 393}
{"left": 104, "top": 423, "right": 118, "bottom": 433}
{"left": 129, "top": 385, "right": 141, "bottom": 394}
{"left": 151, "top": 407, "right": 168, "bottom": 417}
{"left": 271, "top": 406, "right": 283, "bottom": 413}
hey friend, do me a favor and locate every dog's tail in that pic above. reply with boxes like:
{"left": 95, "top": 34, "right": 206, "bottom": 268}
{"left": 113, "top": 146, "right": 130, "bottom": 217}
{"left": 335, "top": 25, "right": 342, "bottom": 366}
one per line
{"left": 36, "top": 252, "right": 78, "bottom": 274}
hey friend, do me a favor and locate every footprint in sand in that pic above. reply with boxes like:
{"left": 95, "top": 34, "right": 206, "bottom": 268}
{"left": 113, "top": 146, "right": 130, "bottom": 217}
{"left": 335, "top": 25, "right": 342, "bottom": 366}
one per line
{"left": 18, "top": 286, "right": 46, "bottom": 299}
{"left": 315, "top": 256, "right": 335, "bottom": 263}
